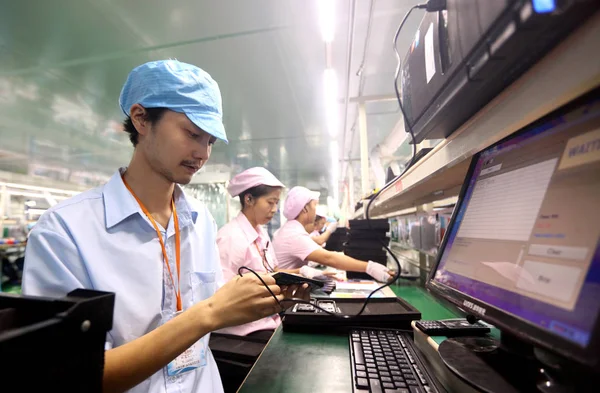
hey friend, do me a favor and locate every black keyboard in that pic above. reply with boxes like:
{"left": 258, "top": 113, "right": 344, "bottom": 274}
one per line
{"left": 349, "top": 329, "right": 438, "bottom": 393}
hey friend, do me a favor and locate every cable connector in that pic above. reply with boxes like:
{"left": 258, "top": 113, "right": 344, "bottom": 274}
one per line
{"left": 417, "top": 0, "right": 447, "bottom": 12}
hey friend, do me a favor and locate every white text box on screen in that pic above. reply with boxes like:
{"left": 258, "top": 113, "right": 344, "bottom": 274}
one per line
{"left": 457, "top": 158, "right": 558, "bottom": 241}
{"left": 517, "top": 260, "right": 582, "bottom": 306}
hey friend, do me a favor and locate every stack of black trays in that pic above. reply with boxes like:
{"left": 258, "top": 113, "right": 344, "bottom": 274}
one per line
{"left": 323, "top": 227, "right": 348, "bottom": 252}
{"left": 345, "top": 219, "right": 390, "bottom": 280}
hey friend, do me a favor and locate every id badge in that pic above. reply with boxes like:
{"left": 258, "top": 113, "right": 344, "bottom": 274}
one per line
{"left": 165, "top": 312, "right": 208, "bottom": 376}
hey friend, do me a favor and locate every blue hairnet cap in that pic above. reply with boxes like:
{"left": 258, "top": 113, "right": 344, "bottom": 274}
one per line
{"left": 119, "top": 60, "right": 228, "bottom": 143}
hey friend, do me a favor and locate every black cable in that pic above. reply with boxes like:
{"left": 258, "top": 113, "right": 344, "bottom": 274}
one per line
{"left": 393, "top": 4, "right": 423, "bottom": 170}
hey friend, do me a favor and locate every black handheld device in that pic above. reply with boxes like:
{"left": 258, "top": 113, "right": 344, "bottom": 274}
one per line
{"left": 272, "top": 272, "right": 325, "bottom": 288}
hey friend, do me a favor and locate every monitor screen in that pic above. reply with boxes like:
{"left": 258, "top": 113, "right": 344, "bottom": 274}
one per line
{"left": 431, "top": 91, "right": 600, "bottom": 352}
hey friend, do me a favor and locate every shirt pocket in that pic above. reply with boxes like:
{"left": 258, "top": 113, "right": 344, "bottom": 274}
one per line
{"left": 190, "top": 271, "right": 217, "bottom": 303}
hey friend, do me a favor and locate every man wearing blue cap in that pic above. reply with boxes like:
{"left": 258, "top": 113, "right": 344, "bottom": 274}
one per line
{"left": 22, "top": 60, "right": 286, "bottom": 393}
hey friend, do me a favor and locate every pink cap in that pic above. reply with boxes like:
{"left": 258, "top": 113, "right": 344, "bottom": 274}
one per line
{"left": 227, "top": 167, "right": 285, "bottom": 197}
{"left": 283, "top": 186, "right": 320, "bottom": 220}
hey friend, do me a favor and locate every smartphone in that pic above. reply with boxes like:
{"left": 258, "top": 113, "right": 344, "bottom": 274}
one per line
{"left": 272, "top": 272, "right": 325, "bottom": 288}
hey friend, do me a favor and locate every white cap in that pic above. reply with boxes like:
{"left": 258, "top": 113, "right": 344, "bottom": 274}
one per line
{"left": 227, "top": 167, "right": 285, "bottom": 197}
{"left": 283, "top": 186, "right": 320, "bottom": 220}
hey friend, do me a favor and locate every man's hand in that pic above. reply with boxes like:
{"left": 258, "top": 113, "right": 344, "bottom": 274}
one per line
{"left": 201, "top": 274, "right": 283, "bottom": 330}
{"left": 280, "top": 283, "right": 311, "bottom": 309}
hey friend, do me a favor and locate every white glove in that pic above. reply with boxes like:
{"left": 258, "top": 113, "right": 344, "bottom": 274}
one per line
{"left": 366, "top": 261, "right": 391, "bottom": 282}
{"left": 300, "top": 266, "right": 324, "bottom": 279}
{"left": 326, "top": 222, "right": 338, "bottom": 233}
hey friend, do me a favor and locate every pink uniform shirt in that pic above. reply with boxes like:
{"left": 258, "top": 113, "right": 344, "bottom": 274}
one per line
{"left": 273, "top": 220, "right": 321, "bottom": 270}
{"left": 216, "top": 212, "right": 280, "bottom": 335}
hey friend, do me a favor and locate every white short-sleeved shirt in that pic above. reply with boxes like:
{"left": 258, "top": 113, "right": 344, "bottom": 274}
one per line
{"left": 273, "top": 220, "right": 321, "bottom": 270}
{"left": 22, "top": 168, "right": 224, "bottom": 393}
{"left": 216, "top": 212, "right": 280, "bottom": 336}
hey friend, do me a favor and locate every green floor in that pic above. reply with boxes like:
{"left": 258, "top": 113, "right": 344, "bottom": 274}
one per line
{"left": 1, "top": 284, "right": 21, "bottom": 294}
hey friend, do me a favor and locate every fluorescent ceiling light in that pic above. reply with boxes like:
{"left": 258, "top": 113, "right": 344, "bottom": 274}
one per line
{"left": 318, "top": 0, "right": 335, "bottom": 43}
{"left": 324, "top": 68, "right": 339, "bottom": 137}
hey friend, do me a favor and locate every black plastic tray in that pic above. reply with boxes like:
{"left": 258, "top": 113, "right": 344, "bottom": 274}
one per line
{"left": 282, "top": 297, "right": 421, "bottom": 333}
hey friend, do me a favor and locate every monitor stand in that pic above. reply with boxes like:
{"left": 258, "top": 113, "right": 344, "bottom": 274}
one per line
{"left": 437, "top": 331, "right": 594, "bottom": 393}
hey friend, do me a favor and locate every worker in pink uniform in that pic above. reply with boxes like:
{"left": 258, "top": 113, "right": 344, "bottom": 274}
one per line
{"left": 215, "top": 167, "right": 316, "bottom": 336}
{"left": 273, "top": 186, "right": 393, "bottom": 282}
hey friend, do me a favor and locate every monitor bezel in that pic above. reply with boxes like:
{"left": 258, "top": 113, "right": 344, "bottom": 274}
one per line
{"left": 426, "top": 88, "right": 600, "bottom": 371}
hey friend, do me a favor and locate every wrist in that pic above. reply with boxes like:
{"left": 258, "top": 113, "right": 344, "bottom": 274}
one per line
{"left": 189, "top": 298, "right": 221, "bottom": 333}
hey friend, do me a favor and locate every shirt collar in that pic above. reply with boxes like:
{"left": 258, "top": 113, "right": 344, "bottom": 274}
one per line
{"left": 235, "top": 212, "right": 269, "bottom": 246}
{"left": 103, "top": 168, "right": 199, "bottom": 230}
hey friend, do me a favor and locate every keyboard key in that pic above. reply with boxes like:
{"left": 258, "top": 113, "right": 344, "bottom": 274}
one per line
{"left": 409, "top": 386, "right": 424, "bottom": 393}
{"left": 395, "top": 381, "right": 408, "bottom": 388}
{"left": 367, "top": 362, "right": 376, "bottom": 368}
{"left": 401, "top": 368, "right": 412, "bottom": 374}
{"left": 356, "top": 377, "right": 369, "bottom": 389}
{"left": 352, "top": 342, "right": 365, "bottom": 364}
{"left": 406, "top": 379, "right": 418, "bottom": 386}
{"left": 389, "top": 365, "right": 400, "bottom": 371}
{"left": 391, "top": 370, "right": 402, "bottom": 377}
{"left": 381, "top": 376, "right": 392, "bottom": 382}
{"left": 367, "top": 368, "right": 378, "bottom": 374}
{"left": 414, "top": 367, "right": 428, "bottom": 385}
{"left": 385, "top": 389, "right": 409, "bottom": 393}
{"left": 369, "top": 378, "right": 383, "bottom": 393}
{"left": 383, "top": 382, "right": 395, "bottom": 389}
{"left": 380, "top": 371, "right": 391, "bottom": 377}
{"left": 369, "top": 373, "right": 379, "bottom": 379}
{"left": 356, "top": 371, "right": 367, "bottom": 378}
{"left": 356, "top": 365, "right": 366, "bottom": 371}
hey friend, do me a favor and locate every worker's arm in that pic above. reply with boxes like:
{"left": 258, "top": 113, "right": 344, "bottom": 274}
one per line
{"left": 276, "top": 268, "right": 301, "bottom": 274}
{"left": 310, "top": 222, "right": 338, "bottom": 246}
{"left": 103, "top": 274, "right": 283, "bottom": 393}
{"left": 305, "top": 248, "right": 393, "bottom": 282}
{"left": 310, "top": 231, "right": 332, "bottom": 246}
{"left": 306, "top": 248, "right": 368, "bottom": 272}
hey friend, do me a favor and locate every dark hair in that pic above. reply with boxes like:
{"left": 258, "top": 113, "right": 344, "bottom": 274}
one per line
{"left": 122, "top": 107, "right": 169, "bottom": 146}
{"left": 240, "top": 185, "right": 282, "bottom": 208}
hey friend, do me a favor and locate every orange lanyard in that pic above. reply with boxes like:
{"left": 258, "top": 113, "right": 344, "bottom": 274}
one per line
{"left": 122, "top": 175, "right": 182, "bottom": 311}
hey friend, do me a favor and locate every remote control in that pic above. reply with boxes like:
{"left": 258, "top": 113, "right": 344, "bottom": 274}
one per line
{"left": 415, "top": 319, "right": 491, "bottom": 336}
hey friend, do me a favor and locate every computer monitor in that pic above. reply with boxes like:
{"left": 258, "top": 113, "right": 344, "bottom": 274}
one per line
{"left": 427, "top": 88, "right": 600, "bottom": 374}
